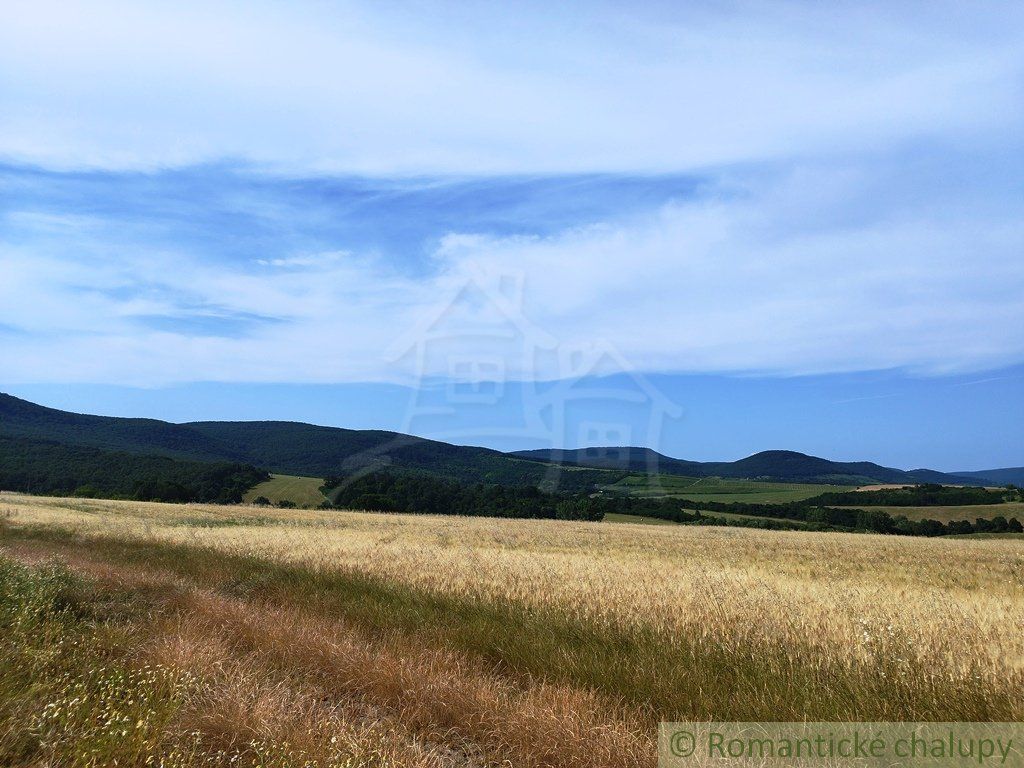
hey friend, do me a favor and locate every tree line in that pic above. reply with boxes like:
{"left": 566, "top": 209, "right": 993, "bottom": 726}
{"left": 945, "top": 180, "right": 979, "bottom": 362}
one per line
{"left": 806, "top": 483, "right": 1020, "bottom": 507}
{"left": 322, "top": 472, "right": 1023, "bottom": 538}
{"left": 322, "top": 472, "right": 605, "bottom": 520}
{"left": 0, "top": 436, "right": 268, "bottom": 504}
{"left": 667, "top": 498, "right": 1023, "bottom": 536}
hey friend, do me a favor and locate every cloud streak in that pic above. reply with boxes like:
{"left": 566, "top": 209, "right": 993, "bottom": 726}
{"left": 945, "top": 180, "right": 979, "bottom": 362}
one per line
{"left": 0, "top": 1, "right": 1021, "bottom": 385}
{"left": 1, "top": 1, "right": 1021, "bottom": 173}
{"left": 1, "top": 155, "right": 1021, "bottom": 384}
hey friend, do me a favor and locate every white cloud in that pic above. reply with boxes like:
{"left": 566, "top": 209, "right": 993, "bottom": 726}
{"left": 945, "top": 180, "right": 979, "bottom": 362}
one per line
{"left": 255, "top": 251, "right": 350, "bottom": 268}
{"left": 1, "top": 160, "right": 1021, "bottom": 384}
{"left": 1, "top": 1, "right": 1021, "bottom": 384}
{"left": 0, "top": 0, "right": 1021, "bottom": 173}
{"left": 427, "top": 177, "right": 1024, "bottom": 378}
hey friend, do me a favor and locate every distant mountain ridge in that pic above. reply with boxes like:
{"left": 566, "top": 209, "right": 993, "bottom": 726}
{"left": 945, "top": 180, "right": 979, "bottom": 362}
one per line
{"left": 0, "top": 393, "right": 584, "bottom": 489}
{"left": 952, "top": 467, "right": 1024, "bottom": 486}
{"left": 1, "top": 393, "right": 1017, "bottom": 488}
{"left": 0, "top": 392, "right": 242, "bottom": 462}
{"left": 511, "top": 447, "right": 1011, "bottom": 486}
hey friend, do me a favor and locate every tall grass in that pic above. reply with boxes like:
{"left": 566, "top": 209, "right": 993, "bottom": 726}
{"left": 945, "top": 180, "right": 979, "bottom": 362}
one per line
{"left": 0, "top": 554, "right": 498, "bottom": 767}
{"left": 2, "top": 492, "right": 1024, "bottom": 766}
{"left": 10, "top": 528, "right": 1018, "bottom": 722}
{"left": 0, "top": 558, "right": 191, "bottom": 766}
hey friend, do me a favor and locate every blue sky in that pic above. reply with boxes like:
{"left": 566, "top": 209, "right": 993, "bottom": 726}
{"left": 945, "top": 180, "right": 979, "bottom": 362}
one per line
{"left": 1, "top": 1, "right": 1022, "bottom": 469}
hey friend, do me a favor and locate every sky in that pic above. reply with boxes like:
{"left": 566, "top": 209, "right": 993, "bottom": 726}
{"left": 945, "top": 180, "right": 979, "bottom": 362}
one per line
{"left": 1, "top": 0, "right": 1022, "bottom": 470}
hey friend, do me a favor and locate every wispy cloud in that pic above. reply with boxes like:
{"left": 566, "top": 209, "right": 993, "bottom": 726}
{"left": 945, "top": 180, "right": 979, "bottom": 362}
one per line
{"left": 954, "top": 374, "right": 1024, "bottom": 387}
{"left": 1, "top": 155, "right": 1021, "bottom": 384}
{"left": 0, "top": 1, "right": 1021, "bottom": 385}
{"left": 832, "top": 393, "right": 902, "bottom": 405}
{"left": 1, "top": 1, "right": 1021, "bottom": 173}
{"left": 256, "top": 252, "right": 349, "bottom": 269}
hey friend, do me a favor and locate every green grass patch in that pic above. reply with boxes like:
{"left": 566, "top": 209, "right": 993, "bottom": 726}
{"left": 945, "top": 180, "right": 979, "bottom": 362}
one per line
{"left": 674, "top": 478, "right": 855, "bottom": 504}
{"left": 602, "top": 474, "right": 699, "bottom": 496}
{"left": 242, "top": 473, "right": 327, "bottom": 507}
{"left": 606, "top": 475, "right": 854, "bottom": 503}
{"left": 854, "top": 502, "right": 1024, "bottom": 523}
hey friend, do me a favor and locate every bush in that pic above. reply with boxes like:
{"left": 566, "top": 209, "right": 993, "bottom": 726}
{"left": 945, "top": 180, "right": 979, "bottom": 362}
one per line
{"left": 556, "top": 499, "right": 604, "bottom": 521}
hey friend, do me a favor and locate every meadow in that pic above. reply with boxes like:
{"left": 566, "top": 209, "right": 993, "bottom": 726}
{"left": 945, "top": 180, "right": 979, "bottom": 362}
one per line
{"left": 605, "top": 474, "right": 854, "bottom": 503}
{"left": 242, "top": 474, "right": 328, "bottom": 507}
{"left": 853, "top": 502, "right": 1024, "bottom": 523}
{"left": 2, "top": 491, "right": 1023, "bottom": 767}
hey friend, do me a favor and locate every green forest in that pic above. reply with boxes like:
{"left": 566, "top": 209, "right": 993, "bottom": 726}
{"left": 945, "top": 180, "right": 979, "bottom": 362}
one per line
{"left": 323, "top": 472, "right": 604, "bottom": 520}
{"left": 807, "top": 484, "right": 1020, "bottom": 507}
{"left": 0, "top": 436, "right": 268, "bottom": 503}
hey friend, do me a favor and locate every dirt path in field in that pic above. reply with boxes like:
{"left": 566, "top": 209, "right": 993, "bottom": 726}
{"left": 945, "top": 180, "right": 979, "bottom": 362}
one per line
{"left": 1, "top": 538, "right": 652, "bottom": 768}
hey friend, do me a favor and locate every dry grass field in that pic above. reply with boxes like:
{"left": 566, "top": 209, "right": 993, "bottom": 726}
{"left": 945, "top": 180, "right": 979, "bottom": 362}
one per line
{"left": 2, "top": 491, "right": 1023, "bottom": 767}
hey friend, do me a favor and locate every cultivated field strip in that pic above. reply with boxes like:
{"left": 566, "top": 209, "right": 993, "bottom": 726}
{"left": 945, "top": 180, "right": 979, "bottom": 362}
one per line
{"left": 2, "top": 492, "right": 1024, "bottom": 766}
{"left": 2, "top": 541, "right": 646, "bottom": 767}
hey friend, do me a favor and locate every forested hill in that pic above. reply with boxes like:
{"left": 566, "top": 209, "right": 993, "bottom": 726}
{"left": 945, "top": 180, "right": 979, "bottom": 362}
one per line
{"left": 512, "top": 447, "right": 993, "bottom": 486}
{"left": 0, "top": 434, "right": 266, "bottom": 502}
{"left": 952, "top": 467, "right": 1024, "bottom": 486}
{"left": 508, "top": 447, "right": 707, "bottom": 476}
{"left": 0, "top": 393, "right": 242, "bottom": 462}
{"left": 182, "top": 420, "right": 581, "bottom": 486}
{"left": 1, "top": 393, "right": 1013, "bottom": 488}
{"left": 0, "top": 393, "right": 611, "bottom": 489}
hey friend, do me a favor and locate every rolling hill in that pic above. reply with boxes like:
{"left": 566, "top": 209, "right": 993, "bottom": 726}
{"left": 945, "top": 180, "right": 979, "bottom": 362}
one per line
{"left": 0, "top": 393, "right": 243, "bottom": 462}
{"left": 512, "top": 447, "right": 996, "bottom": 486}
{"left": 183, "top": 419, "right": 593, "bottom": 487}
{"left": 508, "top": 447, "right": 705, "bottom": 476}
{"left": 952, "top": 467, "right": 1024, "bottom": 486}
{"left": 1, "top": 393, "right": 1015, "bottom": 493}
{"left": 0, "top": 393, "right": 611, "bottom": 490}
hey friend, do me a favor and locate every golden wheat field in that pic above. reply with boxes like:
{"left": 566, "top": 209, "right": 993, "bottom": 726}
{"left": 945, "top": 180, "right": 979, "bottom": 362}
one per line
{"left": 2, "top": 491, "right": 1023, "bottom": 767}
